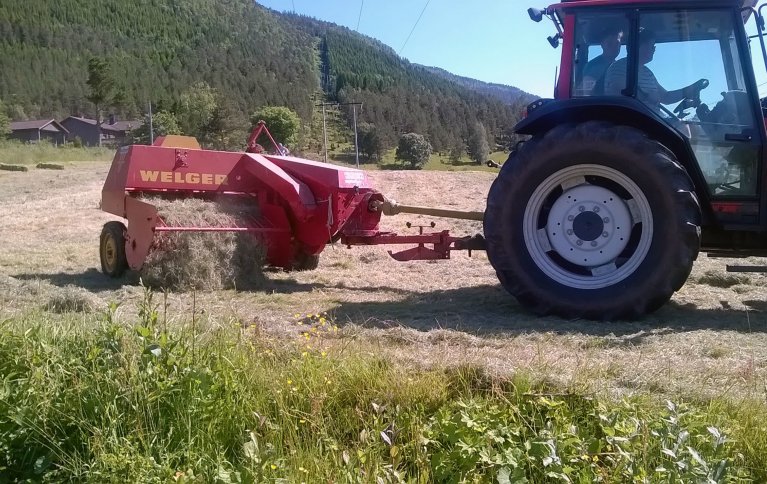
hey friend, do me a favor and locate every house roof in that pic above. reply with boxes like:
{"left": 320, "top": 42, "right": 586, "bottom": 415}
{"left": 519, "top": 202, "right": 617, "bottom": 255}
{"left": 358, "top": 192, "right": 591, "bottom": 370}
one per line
{"left": 101, "top": 120, "right": 143, "bottom": 133}
{"left": 10, "top": 119, "right": 69, "bottom": 133}
{"left": 62, "top": 115, "right": 97, "bottom": 126}
{"left": 62, "top": 116, "right": 142, "bottom": 133}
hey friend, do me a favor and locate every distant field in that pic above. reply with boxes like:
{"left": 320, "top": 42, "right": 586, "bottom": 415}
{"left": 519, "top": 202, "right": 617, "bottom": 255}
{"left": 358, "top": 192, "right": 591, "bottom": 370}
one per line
{"left": 328, "top": 147, "right": 508, "bottom": 173}
{"left": 0, "top": 140, "right": 114, "bottom": 166}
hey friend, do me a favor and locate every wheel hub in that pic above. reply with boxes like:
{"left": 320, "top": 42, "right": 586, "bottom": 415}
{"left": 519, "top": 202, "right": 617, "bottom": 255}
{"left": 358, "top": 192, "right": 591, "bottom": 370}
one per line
{"left": 572, "top": 211, "right": 603, "bottom": 241}
{"left": 103, "top": 236, "right": 116, "bottom": 269}
{"left": 545, "top": 184, "right": 633, "bottom": 267}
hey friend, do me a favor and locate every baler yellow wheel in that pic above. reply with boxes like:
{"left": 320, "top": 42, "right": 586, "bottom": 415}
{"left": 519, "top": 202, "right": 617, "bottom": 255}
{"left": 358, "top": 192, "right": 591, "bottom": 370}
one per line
{"left": 100, "top": 221, "right": 128, "bottom": 277}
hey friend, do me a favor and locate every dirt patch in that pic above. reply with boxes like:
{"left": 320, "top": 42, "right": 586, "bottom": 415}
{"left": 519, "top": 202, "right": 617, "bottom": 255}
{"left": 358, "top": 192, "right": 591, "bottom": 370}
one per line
{"left": 1, "top": 162, "right": 767, "bottom": 402}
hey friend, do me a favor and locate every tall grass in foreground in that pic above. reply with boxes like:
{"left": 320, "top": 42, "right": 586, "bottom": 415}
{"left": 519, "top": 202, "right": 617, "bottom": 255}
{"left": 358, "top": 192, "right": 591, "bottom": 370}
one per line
{"left": 0, "top": 140, "right": 114, "bottom": 165}
{"left": 0, "top": 288, "right": 766, "bottom": 482}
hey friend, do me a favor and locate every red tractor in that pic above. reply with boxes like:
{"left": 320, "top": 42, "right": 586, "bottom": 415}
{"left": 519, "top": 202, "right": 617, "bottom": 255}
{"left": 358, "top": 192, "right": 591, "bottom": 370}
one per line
{"left": 484, "top": 0, "right": 767, "bottom": 319}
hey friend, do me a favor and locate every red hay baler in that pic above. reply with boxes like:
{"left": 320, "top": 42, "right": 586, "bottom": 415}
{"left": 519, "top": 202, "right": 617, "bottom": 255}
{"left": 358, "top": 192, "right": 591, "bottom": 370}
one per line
{"left": 99, "top": 123, "right": 485, "bottom": 278}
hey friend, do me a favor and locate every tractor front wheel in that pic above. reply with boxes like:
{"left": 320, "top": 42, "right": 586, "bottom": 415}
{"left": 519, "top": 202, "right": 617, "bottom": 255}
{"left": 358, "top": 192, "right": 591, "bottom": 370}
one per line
{"left": 100, "top": 221, "right": 128, "bottom": 278}
{"left": 484, "top": 122, "right": 701, "bottom": 320}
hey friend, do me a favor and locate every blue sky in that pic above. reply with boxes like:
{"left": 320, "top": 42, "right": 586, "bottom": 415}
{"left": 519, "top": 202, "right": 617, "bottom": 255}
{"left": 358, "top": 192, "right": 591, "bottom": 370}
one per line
{"left": 255, "top": 0, "right": 562, "bottom": 98}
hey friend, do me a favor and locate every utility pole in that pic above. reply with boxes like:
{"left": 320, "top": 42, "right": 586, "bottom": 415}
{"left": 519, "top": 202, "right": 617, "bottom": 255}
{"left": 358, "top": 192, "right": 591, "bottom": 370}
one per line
{"left": 352, "top": 104, "right": 360, "bottom": 168}
{"left": 321, "top": 103, "right": 328, "bottom": 163}
{"left": 148, "top": 101, "right": 154, "bottom": 145}
{"left": 316, "top": 101, "right": 363, "bottom": 165}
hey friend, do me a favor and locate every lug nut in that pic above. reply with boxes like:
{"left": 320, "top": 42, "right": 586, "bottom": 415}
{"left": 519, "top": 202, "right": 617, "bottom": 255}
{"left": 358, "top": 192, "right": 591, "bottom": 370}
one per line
{"left": 602, "top": 231, "right": 608, "bottom": 238}
{"left": 591, "top": 241, "right": 598, "bottom": 247}
{"left": 576, "top": 240, "right": 583, "bottom": 246}
{"left": 578, "top": 206, "right": 585, "bottom": 212}
{"left": 567, "top": 215, "right": 574, "bottom": 221}
{"left": 603, "top": 217, "right": 610, "bottom": 223}
{"left": 593, "top": 206, "right": 600, "bottom": 213}
{"left": 567, "top": 229, "right": 573, "bottom": 235}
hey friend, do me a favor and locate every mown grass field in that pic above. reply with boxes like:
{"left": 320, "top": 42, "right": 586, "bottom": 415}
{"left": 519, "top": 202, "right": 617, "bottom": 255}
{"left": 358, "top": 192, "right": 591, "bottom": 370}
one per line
{"left": 1, "top": 154, "right": 767, "bottom": 481}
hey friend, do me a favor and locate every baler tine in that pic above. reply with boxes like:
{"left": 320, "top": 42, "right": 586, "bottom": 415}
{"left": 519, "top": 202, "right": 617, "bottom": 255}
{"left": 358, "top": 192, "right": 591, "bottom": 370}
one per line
{"left": 99, "top": 123, "right": 486, "bottom": 277}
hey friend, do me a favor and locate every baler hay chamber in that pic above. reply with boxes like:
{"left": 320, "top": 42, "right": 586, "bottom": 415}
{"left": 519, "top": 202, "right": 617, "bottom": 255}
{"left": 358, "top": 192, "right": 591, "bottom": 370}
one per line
{"left": 99, "top": 124, "right": 485, "bottom": 283}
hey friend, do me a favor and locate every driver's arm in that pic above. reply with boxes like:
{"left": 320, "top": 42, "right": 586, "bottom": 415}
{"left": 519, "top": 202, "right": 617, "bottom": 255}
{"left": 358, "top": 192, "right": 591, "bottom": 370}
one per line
{"left": 659, "top": 80, "right": 706, "bottom": 105}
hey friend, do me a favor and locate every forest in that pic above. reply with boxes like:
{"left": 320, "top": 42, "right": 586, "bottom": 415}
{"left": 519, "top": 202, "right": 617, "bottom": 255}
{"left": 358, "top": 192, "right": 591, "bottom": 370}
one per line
{"left": 0, "top": 0, "right": 536, "bottom": 153}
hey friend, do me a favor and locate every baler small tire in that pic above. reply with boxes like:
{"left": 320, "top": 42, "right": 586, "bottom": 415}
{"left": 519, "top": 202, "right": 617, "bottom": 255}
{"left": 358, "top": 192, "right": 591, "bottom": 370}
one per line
{"left": 484, "top": 121, "right": 701, "bottom": 320}
{"left": 100, "top": 221, "right": 128, "bottom": 278}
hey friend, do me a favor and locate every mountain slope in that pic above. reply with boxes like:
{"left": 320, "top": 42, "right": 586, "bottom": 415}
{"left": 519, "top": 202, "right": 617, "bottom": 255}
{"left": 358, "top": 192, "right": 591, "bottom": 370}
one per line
{"left": 0, "top": 1, "right": 531, "bottom": 152}
{"left": 418, "top": 65, "right": 538, "bottom": 106}
{"left": 0, "top": 0, "right": 318, "bottom": 120}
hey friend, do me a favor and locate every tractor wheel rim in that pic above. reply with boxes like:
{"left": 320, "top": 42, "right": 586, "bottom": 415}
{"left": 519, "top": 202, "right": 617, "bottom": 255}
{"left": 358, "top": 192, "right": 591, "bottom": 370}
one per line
{"left": 103, "top": 235, "right": 117, "bottom": 270}
{"left": 523, "top": 164, "right": 653, "bottom": 290}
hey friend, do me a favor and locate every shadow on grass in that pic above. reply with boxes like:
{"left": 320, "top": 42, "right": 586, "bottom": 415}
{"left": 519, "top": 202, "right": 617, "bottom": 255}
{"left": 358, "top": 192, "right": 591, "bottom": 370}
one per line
{"left": 12, "top": 269, "right": 318, "bottom": 294}
{"left": 326, "top": 284, "right": 767, "bottom": 337}
{"left": 14, "top": 271, "right": 767, "bottom": 337}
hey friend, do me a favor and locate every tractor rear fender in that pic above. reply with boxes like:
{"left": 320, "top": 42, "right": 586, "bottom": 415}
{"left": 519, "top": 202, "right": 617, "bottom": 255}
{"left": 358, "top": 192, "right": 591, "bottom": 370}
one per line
{"left": 515, "top": 97, "right": 714, "bottom": 224}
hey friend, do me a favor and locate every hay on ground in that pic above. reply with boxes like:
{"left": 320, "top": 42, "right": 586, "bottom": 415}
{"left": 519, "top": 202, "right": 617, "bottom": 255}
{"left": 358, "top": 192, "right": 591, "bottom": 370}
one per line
{"left": 139, "top": 196, "right": 267, "bottom": 291}
{"left": 0, "top": 163, "right": 29, "bottom": 172}
{"left": 45, "top": 286, "right": 101, "bottom": 313}
{"left": 36, "top": 162, "right": 65, "bottom": 170}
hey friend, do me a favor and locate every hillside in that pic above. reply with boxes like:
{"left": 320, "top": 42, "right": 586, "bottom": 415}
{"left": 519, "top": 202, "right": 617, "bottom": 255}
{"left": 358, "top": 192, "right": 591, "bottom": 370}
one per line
{"left": 0, "top": 0, "right": 318, "bottom": 120}
{"left": 0, "top": 0, "right": 532, "bottom": 152}
{"left": 418, "top": 65, "right": 538, "bottom": 106}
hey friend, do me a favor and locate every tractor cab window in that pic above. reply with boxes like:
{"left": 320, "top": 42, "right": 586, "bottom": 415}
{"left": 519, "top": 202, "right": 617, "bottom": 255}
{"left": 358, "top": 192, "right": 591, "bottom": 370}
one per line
{"left": 631, "top": 10, "right": 760, "bottom": 197}
{"left": 571, "top": 13, "right": 630, "bottom": 97}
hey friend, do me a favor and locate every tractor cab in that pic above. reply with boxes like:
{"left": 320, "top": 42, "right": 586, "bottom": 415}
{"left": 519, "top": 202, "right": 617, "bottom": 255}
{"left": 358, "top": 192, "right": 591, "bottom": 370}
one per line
{"left": 482, "top": 0, "right": 767, "bottom": 319}
{"left": 562, "top": 1, "right": 763, "bottom": 199}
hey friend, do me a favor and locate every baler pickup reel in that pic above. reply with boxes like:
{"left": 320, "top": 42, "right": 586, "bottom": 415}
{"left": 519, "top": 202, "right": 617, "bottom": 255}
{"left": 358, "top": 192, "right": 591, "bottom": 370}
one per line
{"left": 99, "top": 124, "right": 487, "bottom": 278}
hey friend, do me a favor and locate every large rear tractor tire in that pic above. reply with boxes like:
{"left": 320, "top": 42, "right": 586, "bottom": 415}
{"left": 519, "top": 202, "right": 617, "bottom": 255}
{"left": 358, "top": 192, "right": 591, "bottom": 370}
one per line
{"left": 100, "top": 221, "right": 128, "bottom": 278}
{"left": 484, "top": 122, "right": 701, "bottom": 320}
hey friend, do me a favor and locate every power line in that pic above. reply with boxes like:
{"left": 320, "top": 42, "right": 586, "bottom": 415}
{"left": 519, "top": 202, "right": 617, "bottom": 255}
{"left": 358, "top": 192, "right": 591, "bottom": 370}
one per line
{"left": 356, "top": 0, "right": 364, "bottom": 31}
{"left": 291, "top": 0, "right": 295, "bottom": 12}
{"left": 399, "top": 0, "right": 432, "bottom": 55}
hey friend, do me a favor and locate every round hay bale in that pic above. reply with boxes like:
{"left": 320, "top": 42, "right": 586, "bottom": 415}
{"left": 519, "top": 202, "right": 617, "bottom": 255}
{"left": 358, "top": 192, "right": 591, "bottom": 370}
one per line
{"left": 139, "top": 196, "right": 267, "bottom": 291}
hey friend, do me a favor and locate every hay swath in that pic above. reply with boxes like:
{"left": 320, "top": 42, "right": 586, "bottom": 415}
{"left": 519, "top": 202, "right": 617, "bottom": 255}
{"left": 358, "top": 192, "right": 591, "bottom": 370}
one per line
{"left": 99, "top": 123, "right": 485, "bottom": 277}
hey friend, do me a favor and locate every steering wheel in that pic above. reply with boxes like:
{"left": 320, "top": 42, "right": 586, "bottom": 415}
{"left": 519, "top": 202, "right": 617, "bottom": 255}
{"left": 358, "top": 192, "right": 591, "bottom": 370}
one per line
{"left": 672, "top": 78, "right": 709, "bottom": 119}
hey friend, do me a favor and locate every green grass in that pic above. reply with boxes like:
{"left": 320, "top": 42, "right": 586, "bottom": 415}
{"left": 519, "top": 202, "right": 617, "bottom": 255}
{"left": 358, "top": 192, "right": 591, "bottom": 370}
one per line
{"left": 1, "top": 288, "right": 765, "bottom": 482}
{"left": 330, "top": 149, "right": 508, "bottom": 173}
{"left": 0, "top": 140, "right": 114, "bottom": 165}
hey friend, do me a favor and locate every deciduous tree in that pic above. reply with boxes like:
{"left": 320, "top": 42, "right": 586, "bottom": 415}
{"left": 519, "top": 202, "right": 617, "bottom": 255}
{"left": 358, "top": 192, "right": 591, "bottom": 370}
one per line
{"left": 395, "top": 133, "right": 432, "bottom": 170}
{"left": 251, "top": 106, "right": 300, "bottom": 148}
{"left": 467, "top": 122, "right": 490, "bottom": 165}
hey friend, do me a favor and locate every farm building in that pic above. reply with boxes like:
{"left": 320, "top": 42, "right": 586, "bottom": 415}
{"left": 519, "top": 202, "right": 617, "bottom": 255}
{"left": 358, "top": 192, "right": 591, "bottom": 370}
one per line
{"left": 61, "top": 115, "right": 142, "bottom": 147}
{"left": 9, "top": 119, "right": 68, "bottom": 145}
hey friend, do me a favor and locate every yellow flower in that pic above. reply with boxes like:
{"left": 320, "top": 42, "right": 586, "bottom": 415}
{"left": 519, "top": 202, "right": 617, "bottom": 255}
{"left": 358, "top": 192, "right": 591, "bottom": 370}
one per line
{"left": 299, "top": 419, "right": 306, "bottom": 424}
{"left": 321, "top": 351, "right": 327, "bottom": 357}
{"left": 302, "top": 352, "right": 308, "bottom": 357}
{"left": 287, "top": 379, "right": 292, "bottom": 385}
{"left": 271, "top": 464, "right": 277, "bottom": 470}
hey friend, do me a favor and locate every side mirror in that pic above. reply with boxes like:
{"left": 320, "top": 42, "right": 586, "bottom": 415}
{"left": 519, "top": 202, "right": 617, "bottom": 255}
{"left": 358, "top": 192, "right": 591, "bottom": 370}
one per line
{"left": 528, "top": 7, "right": 545, "bottom": 22}
{"left": 547, "top": 33, "right": 561, "bottom": 48}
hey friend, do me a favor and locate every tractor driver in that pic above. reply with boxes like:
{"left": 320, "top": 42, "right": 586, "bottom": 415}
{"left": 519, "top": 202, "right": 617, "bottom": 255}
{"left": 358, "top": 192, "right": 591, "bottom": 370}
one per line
{"left": 581, "top": 26, "right": 624, "bottom": 96}
{"left": 604, "top": 28, "right": 707, "bottom": 115}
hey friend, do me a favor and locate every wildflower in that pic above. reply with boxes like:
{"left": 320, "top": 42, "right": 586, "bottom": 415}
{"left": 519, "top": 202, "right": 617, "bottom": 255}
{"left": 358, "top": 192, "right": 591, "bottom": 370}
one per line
{"left": 302, "top": 352, "right": 308, "bottom": 357}
{"left": 300, "top": 419, "right": 306, "bottom": 424}
{"left": 287, "top": 379, "right": 292, "bottom": 385}
{"left": 271, "top": 464, "right": 277, "bottom": 470}
{"left": 321, "top": 351, "right": 327, "bottom": 357}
